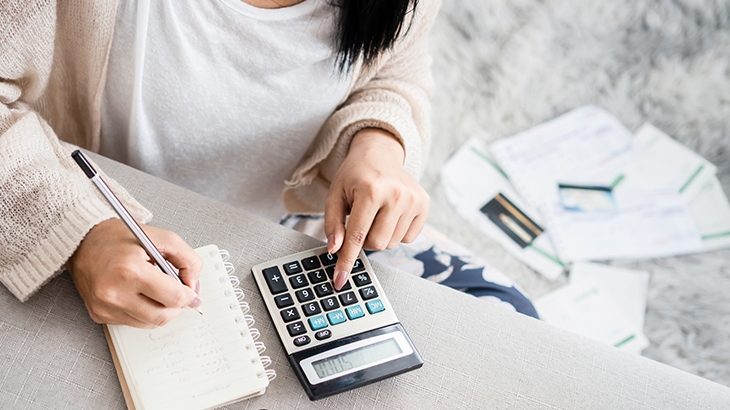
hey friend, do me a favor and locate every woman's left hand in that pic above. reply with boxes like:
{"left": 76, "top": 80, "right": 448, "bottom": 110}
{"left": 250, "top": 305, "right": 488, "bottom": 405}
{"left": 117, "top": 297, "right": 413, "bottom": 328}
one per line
{"left": 324, "top": 128, "right": 429, "bottom": 290}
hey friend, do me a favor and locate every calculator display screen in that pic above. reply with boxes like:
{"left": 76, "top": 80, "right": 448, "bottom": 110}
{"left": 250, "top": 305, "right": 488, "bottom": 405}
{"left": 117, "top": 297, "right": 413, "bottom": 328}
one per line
{"left": 311, "top": 338, "right": 402, "bottom": 379}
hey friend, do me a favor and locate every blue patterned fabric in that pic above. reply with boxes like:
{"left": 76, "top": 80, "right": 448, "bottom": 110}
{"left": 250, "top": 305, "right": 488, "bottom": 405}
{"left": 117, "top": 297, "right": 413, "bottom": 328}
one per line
{"left": 281, "top": 216, "right": 538, "bottom": 319}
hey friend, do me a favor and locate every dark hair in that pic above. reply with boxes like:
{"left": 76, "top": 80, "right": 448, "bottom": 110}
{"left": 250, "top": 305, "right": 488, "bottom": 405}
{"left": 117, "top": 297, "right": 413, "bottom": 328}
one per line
{"left": 331, "top": 0, "right": 419, "bottom": 71}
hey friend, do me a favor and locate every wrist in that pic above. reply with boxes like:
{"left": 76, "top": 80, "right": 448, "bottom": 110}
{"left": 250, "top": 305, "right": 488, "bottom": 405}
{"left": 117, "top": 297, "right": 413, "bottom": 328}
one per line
{"left": 349, "top": 128, "right": 405, "bottom": 164}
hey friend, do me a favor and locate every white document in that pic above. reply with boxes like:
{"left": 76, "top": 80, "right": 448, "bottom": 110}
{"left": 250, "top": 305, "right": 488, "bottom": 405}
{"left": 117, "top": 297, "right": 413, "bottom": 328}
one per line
{"left": 612, "top": 123, "right": 717, "bottom": 204}
{"left": 535, "top": 277, "right": 649, "bottom": 354}
{"left": 687, "top": 175, "right": 730, "bottom": 251}
{"left": 440, "top": 138, "right": 564, "bottom": 280}
{"left": 540, "top": 193, "right": 702, "bottom": 262}
{"left": 569, "top": 262, "right": 650, "bottom": 354}
{"left": 489, "top": 106, "right": 634, "bottom": 208}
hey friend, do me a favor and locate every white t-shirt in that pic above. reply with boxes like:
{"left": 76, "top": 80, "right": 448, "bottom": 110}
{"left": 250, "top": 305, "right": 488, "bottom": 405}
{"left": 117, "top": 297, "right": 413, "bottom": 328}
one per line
{"left": 100, "top": 0, "right": 352, "bottom": 221}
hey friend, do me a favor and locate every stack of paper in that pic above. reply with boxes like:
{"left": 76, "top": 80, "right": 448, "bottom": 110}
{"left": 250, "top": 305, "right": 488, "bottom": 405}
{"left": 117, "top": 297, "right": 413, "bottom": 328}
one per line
{"left": 488, "top": 106, "right": 730, "bottom": 263}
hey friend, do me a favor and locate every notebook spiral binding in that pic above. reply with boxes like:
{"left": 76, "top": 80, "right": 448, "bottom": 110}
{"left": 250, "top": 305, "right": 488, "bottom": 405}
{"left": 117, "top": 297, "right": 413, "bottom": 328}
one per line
{"left": 218, "top": 249, "right": 277, "bottom": 382}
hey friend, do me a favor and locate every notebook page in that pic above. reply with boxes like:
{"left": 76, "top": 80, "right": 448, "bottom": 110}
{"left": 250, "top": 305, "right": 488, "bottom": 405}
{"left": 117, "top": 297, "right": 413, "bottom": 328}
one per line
{"left": 108, "top": 245, "right": 268, "bottom": 410}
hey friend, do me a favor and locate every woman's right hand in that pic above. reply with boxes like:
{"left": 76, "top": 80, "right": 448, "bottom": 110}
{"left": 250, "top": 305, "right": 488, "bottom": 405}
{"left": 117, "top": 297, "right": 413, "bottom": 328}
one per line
{"left": 66, "top": 219, "right": 203, "bottom": 328}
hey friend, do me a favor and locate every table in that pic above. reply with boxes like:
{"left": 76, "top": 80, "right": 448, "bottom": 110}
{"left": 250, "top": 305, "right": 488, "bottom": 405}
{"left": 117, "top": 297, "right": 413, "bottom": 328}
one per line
{"left": 1, "top": 153, "right": 729, "bottom": 409}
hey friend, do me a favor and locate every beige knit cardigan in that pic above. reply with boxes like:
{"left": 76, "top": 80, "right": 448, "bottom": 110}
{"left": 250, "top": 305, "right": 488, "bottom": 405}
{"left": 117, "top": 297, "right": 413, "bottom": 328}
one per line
{"left": 0, "top": 0, "right": 439, "bottom": 302}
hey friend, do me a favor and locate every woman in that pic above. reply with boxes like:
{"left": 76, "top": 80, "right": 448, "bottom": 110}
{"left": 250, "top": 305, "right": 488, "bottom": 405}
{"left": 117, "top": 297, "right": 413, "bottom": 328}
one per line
{"left": 0, "top": 0, "right": 437, "bottom": 328}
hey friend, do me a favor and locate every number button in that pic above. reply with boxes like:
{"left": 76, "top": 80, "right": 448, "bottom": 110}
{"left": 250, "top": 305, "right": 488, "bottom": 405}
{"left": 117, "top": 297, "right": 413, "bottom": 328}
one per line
{"left": 338, "top": 291, "right": 358, "bottom": 306}
{"left": 352, "top": 259, "right": 366, "bottom": 273}
{"left": 287, "top": 321, "right": 306, "bottom": 336}
{"left": 353, "top": 272, "right": 372, "bottom": 287}
{"left": 301, "top": 256, "right": 321, "bottom": 271}
{"left": 293, "top": 335, "right": 311, "bottom": 347}
{"left": 308, "top": 315, "right": 328, "bottom": 331}
{"left": 280, "top": 307, "right": 300, "bottom": 323}
{"left": 327, "top": 310, "right": 347, "bottom": 325}
{"left": 295, "top": 288, "right": 315, "bottom": 303}
{"left": 289, "top": 274, "right": 309, "bottom": 289}
{"left": 262, "top": 266, "right": 287, "bottom": 295}
{"left": 320, "top": 296, "right": 340, "bottom": 312}
{"left": 314, "top": 282, "right": 334, "bottom": 297}
{"left": 274, "top": 293, "right": 294, "bottom": 308}
{"left": 345, "top": 305, "right": 365, "bottom": 320}
{"left": 325, "top": 266, "right": 335, "bottom": 279}
{"left": 319, "top": 252, "right": 338, "bottom": 266}
{"left": 359, "top": 285, "right": 378, "bottom": 300}
{"left": 336, "top": 280, "right": 352, "bottom": 292}
{"left": 308, "top": 269, "right": 327, "bottom": 284}
{"left": 302, "top": 302, "right": 322, "bottom": 317}
{"left": 283, "top": 261, "right": 303, "bottom": 275}
{"left": 366, "top": 299, "right": 385, "bottom": 314}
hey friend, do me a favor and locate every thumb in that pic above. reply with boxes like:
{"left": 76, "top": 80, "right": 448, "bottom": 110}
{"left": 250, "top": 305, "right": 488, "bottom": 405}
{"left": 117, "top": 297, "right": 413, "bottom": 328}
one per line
{"left": 324, "top": 190, "right": 348, "bottom": 255}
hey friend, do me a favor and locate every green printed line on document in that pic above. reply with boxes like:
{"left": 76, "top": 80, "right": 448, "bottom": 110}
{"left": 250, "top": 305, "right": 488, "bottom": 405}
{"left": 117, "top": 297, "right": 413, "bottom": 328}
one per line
{"left": 609, "top": 174, "right": 625, "bottom": 190}
{"left": 614, "top": 335, "right": 636, "bottom": 348}
{"left": 527, "top": 244, "right": 565, "bottom": 267}
{"left": 679, "top": 165, "right": 704, "bottom": 194}
{"left": 702, "top": 230, "right": 730, "bottom": 241}
{"left": 470, "top": 147, "right": 509, "bottom": 179}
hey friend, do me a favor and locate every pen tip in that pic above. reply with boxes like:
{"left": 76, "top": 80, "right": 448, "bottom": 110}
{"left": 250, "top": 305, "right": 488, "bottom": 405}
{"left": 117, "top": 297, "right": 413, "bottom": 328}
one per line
{"left": 194, "top": 307, "right": 203, "bottom": 315}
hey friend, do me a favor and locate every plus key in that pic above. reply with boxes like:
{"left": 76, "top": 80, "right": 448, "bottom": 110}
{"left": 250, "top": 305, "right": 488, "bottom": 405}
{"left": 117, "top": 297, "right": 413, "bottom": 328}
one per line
{"left": 263, "top": 266, "right": 288, "bottom": 294}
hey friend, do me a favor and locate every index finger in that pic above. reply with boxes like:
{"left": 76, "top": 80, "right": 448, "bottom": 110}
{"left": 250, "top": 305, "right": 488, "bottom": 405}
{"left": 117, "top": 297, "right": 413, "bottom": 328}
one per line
{"left": 333, "top": 198, "right": 379, "bottom": 290}
{"left": 145, "top": 227, "right": 203, "bottom": 291}
{"left": 136, "top": 262, "right": 197, "bottom": 309}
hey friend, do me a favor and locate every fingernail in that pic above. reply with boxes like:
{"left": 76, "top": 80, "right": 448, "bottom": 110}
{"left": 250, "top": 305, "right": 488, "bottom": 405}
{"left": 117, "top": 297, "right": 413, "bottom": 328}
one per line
{"left": 327, "top": 235, "right": 336, "bottom": 254}
{"left": 194, "top": 280, "right": 201, "bottom": 295}
{"left": 189, "top": 297, "right": 202, "bottom": 308}
{"left": 335, "top": 270, "right": 348, "bottom": 290}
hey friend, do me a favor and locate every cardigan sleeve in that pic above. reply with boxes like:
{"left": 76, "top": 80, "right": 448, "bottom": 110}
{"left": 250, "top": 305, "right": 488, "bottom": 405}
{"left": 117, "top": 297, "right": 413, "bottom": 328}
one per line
{"left": 0, "top": 1, "right": 151, "bottom": 301}
{"left": 282, "top": 0, "right": 442, "bottom": 213}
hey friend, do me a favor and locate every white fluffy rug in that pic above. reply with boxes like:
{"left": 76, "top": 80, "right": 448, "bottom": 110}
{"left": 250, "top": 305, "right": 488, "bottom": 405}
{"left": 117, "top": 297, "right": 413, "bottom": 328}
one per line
{"left": 425, "top": 0, "right": 730, "bottom": 386}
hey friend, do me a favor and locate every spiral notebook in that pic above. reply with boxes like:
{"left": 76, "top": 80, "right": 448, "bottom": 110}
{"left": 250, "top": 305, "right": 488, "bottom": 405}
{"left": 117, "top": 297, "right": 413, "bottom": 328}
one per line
{"left": 104, "top": 245, "right": 275, "bottom": 410}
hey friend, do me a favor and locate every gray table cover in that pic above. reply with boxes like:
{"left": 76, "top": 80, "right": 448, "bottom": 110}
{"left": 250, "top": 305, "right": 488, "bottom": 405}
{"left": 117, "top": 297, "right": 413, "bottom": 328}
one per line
{"left": 1, "top": 153, "right": 729, "bottom": 409}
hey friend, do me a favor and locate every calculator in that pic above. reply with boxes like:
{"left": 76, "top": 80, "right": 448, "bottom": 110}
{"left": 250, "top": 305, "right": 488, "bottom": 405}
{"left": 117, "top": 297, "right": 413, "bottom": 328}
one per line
{"left": 251, "top": 246, "right": 423, "bottom": 400}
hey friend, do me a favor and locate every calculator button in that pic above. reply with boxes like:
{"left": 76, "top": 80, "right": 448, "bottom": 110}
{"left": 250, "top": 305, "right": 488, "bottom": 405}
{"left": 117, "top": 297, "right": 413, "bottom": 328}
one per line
{"left": 366, "top": 299, "right": 386, "bottom": 314}
{"left": 327, "top": 310, "right": 347, "bottom": 325}
{"left": 315, "top": 329, "right": 332, "bottom": 340}
{"left": 308, "top": 315, "right": 328, "bottom": 331}
{"left": 359, "top": 285, "right": 378, "bottom": 300}
{"left": 319, "top": 252, "right": 338, "bottom": 266}
{"left": 283, "top": 261, "right": 303, "bottom": 275}
{"left": 345, "top": 305, "right": 365, "bottom": 320}
{"left": 302, "top": 302, "right": 322, "bottom": 317}
{"left": 301, "top": 256, "right": 321, "bottom": 271}
{"left": 336, "top": 280, "right": 352, "bottom": 292}
{"left": 314, "top": 282, "right": 334, "bottom": 297}
{"left": 325, "top": 266, "right": 335, "bottom": 279}
{"left": 293, "top": 335, "right": 311, "bottom": 347}
{"left": 338, "top": 291, "right": 358, "bottom": 306}
{"left": 262, "top": 266, "right": 288, "bottom": 295}
{"left": 287, "top": 321, "right": 306, "bottom": 336}
{"left": 295, "top": 288, "right": 315, "bottom": 303}
{"left": 353, "top": 272, "right": 372, "bottom": 287}
{"left": 320, "top": 296, "right": 340, "bottom": 312}
{"left": 307, "top": 269, "right": 327, "bottom": 284}
{"left": 352, "top": 259, "right": 366, "bottom": 273}
{"left": 274, "top": 293, "right": 294, "bottom": 308}
{"left": 280, "top": 307, "right": 300, "bottom": 323}
{"left": 289, "top": 274, "right": 309, "bottom": 289}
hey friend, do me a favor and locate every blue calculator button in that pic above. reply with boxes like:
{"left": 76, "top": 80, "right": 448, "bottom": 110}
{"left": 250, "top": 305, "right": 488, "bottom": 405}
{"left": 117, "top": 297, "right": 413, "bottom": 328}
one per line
{"left": 308, "top": 315, "right": 328, "bottom": 331}
{"left": 327, "top": 310, "right": 347, "bottom": 325}
{"left": 366, "top": 299, "right": 385, "bottom": 314}
{"left": 345, "top": 305, "right": 365, "bottom": 320}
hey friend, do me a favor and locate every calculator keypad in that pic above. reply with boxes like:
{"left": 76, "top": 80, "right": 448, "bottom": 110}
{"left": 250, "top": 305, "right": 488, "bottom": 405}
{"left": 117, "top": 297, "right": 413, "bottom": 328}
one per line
{"left": 258, "top": 250, "right": 391, "bottom": 347}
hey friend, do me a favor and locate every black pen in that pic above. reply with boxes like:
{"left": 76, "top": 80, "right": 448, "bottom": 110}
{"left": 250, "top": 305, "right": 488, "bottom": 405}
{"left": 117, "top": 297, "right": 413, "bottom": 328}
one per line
{"left": 71, "top": 150, "right": 202, "bottom": 315}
